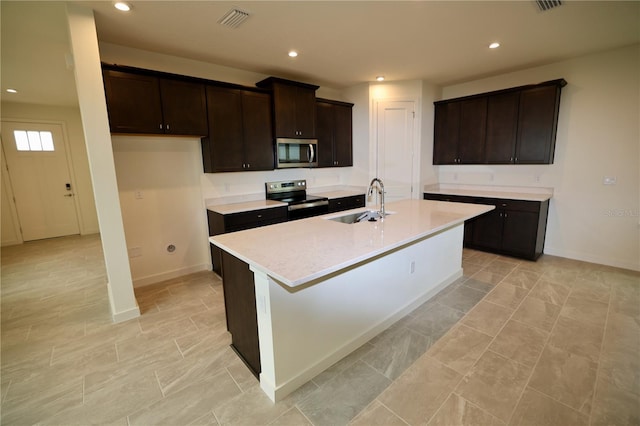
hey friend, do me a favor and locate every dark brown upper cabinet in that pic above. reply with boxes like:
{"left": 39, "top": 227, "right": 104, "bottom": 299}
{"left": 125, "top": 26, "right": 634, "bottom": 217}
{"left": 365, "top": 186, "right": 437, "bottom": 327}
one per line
{"left": 202, "top": 86, "right": 273, "bottom": 173}
{"left": 433, "top": 79, "right": 566, "bottom": 165}
{"left": 256, "top": 77, "right": 319, "bottom": 138}
{"left": 102, "top": 67, "right": 207, "bottom": 136}
{"left": 433, "top": 97, "right": 487, "bottom": 164}
{"left": 316, "top": 98, "right": 354, "bottom": 167}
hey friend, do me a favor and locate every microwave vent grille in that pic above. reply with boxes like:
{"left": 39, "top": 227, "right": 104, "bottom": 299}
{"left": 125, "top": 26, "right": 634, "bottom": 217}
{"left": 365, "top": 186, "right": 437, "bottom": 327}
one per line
{"left": 218, "top": 8, "right": 250, "bottom": 28}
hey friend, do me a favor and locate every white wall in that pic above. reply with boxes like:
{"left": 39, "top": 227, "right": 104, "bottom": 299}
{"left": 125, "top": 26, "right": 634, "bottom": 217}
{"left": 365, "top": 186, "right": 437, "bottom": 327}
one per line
{"left": 438, "top": 45, "right": 640, "bottom": 271}
{"left": 112, "top": 136, "right": 210, "bottom": 286}
{"left": 1, "top": 102, "right": 100, "bottom": 238}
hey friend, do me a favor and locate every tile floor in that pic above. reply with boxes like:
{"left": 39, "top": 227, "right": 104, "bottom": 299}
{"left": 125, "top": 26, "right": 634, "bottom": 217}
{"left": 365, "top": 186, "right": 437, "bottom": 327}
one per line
{"left": 1, "top": 234, "right": 638, "bottom": 425}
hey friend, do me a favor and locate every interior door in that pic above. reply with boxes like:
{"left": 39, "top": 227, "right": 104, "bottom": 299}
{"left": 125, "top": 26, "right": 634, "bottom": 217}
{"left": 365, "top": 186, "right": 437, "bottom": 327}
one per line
{"left": 375, "top": 100, "right": 415, "bottom": 203}
{"left": 1, "top": 121, "right": 80, "bottom": 241}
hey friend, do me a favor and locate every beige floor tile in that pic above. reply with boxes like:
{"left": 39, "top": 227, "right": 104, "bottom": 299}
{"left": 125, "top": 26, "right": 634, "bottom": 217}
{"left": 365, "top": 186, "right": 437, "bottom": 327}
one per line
{"left": 378, "top": 355, "right": 461, "bottom": 425}
{"left": 509, "top": 387, "right": 589, "bottom": 425}
{"left": 541, "top": 267, "right": 578, "bottom": 287}
{"left": 484, "top": 282, "right": 529, "bottom": 310}
{"left": 312, "top": 342, "right": 374, "bottom": 387}
{"left": 348, "top": 400, "right": 406, "bottom": 426}
{"left": 489, "top": 320, "right": 548, "bottom": 367}
{"left": 570, "top": 278, "right": 611, "bottom": 303}
{"left": 528, "top": 280, "right": 571, "bottom": 306}
{"left": 456, "top": 350, "right": 531, "bottom": 422}
{"left": 511, "top": 296, "right": 561, "bottom": 332}
{"left": 462, "top": 300, "right": 513, "bottom": 337}
{"left": 591, "top": 375, "right": 640, "bottom": 426}
{"left": 226, "top": 356, "right": 260, "bottom": 392}
{"left": 437, "top": 285, "right": 487, "bottom": 313}
{"left": 128, "top": 369, "right": 242, "bottom": 426}
{"left": 548, "top": 315, "right": 604, "bottom": 363}
{"left": 213, "top": 385, "right": 296, "bottom": 426}
{"left": 528, "top": 345, "right": 597, "bottom": 414}
{"left": 297, "top": 360, "right": 391, "bottom": 425}
{"left": 502, "top": 269, "right": 542, "bottom": 290}
{"left": 428, "top": 324, "right": 493, "bottom": 375}
{"left": 561, "top": 295, "right": 609, "bottom": 328}
{"left": 470, "top": 269, "right": 507, "bottom": 286}
{"left": 270, "top": 407, "right": 313, "bottom": 425}
{"left": 3, "top": 235, "right": 639, "bottom": 426}
{"left": 427, "top": 393, "right": 504, "bottom": 426}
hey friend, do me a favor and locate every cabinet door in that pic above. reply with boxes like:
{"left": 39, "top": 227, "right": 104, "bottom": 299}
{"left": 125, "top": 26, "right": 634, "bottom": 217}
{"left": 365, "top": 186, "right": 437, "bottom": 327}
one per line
{"left": 501, "top": 210, "right": 539, "bottom": 257}
{"left": 485, "top": 92, "right": 519, "bottom": 163}
{"left": 458, "top": 97, "right": 487, "bottom": 163}
{"left": 315, "top": 101, "right": 334, "bottom": 167}
{"left": 333, "top": 103, "right": 353, "bottom": 167}
{"left": 159, "top": 79, "right": 208, "bottom": 136}
{"left": 221, "top": 251, "right": 261, "bottom": 375}
{"left": 516, "top": 85, "right": 561, "bottom": 164}
{"left": 272, "top": 84, "right": 299, "bottom": 138}
{"left": 470, "top": 209, "right": 503, "bottom": 251}
{"left": 242, "top": 91, "right": 274, "bottom": 170}
{"left": 433, "top": 101, "right": 460, "bottom": 164}
{"left": 103, "top": 70, "right": 163, "bottom": 134}
{"left": 294, "top": 87, "right": 317, "bottom": 138}
{"left": 206, "top": 86, "right": 244, "bottom": 172}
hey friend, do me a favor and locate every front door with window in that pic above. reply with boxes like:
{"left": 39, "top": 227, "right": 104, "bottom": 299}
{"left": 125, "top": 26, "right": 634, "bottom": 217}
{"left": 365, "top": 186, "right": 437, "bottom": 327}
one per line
{"left": 1, "top": 121, "right": 80, "bottom": 241}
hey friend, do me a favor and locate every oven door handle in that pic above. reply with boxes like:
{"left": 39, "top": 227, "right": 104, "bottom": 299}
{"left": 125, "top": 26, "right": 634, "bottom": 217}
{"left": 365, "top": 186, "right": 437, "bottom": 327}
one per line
{"left": 288, "top": 199, "right": 329, "bottom": 211}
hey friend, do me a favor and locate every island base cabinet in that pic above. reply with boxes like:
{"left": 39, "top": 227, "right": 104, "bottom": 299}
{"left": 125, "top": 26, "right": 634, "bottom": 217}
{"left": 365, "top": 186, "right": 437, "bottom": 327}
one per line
{"left": 252, "top": 224, "right": 465, "bottom": 402}
{"left": 221, "top": 251, "right": 261, "bottom": 377}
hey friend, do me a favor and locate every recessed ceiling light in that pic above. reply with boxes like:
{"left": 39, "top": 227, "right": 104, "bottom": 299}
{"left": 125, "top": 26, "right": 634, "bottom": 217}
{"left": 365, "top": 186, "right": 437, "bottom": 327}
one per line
{"left": 6, "top": 88, "right": 17, "bottom": 93}
{"left": 489, "top": 42, "right": 501, "bottom": 49}
{"left": 114, "top": 2, "right": 131, "bottom": 12}
{"left": 288, "top": 51, "right": 298, "bottom": 58}
{"left": 376, "top": 76, "right": 385, "bottom": 82}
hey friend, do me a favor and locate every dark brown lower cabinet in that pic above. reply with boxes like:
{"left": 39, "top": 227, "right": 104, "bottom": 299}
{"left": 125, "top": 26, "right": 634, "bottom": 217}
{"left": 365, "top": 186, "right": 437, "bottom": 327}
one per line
{"left": 221, "top": 251, "right": 260, "bottom": 376}
{"left": 208, "top": 206, "right": 288, "bottom": 275}
{"left": 424, "top": 193, "right": 549, "bottom": 260}
{"left": 328, "top": 194, "right": 365, "bottom": 213}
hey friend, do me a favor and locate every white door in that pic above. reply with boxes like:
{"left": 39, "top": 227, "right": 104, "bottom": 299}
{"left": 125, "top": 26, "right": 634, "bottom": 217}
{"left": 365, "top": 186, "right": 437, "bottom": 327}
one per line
{"left": 375, "top": 100, "right": 416, "bottom": 203}
{"left": 1, "top": 121, "right": 80, "bottom": 241}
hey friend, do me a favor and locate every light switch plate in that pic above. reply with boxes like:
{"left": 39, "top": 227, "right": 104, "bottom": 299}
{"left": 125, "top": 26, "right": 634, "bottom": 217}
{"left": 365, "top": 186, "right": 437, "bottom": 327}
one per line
{"left": 603, "top": 176, "right": 617, "bottom": 185}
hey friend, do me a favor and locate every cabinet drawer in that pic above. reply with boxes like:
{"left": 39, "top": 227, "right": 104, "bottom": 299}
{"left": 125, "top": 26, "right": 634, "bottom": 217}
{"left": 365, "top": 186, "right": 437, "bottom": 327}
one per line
{"left": 225, "top": 207, "right": 288, "bottom": 231}
{"left": 423, "top": 193, "right": 478, "bottom": 204}
{"left": 329, "top": 195, "right": 366, "bottom": 213}
{"left": 489, "top": 199, "right": 541, "bottom": 213}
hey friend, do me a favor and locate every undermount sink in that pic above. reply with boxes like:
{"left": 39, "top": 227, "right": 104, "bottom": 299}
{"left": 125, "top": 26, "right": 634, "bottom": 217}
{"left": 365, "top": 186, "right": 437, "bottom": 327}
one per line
{"left": 326, "top": 210, "right": 394, "bottom": 224}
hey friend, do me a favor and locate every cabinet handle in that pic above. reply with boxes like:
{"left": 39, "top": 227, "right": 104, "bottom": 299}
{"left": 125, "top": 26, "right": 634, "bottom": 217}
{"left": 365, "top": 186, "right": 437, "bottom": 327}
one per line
{"left": 257, "top": 214, "right": 262, "bottom": 218}
{"left": 501, "top": 203, "right": 507, "bottom": 207}
{"left": 510, "top": 157, "right": 514, "bottom": 163}
{"left": 246, "top": 163, "right": 250, "bottom": 168}
{"left": 159, "top": 124, "right": 163, "bottom": 130}
{"left": 166, "top": 124, "right": 170, "bottom": 130}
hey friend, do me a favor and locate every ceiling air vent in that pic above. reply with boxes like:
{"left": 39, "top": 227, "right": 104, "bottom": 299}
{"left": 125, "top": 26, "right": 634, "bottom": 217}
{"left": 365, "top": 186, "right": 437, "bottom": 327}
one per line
{"left": 218, "top": 8, "right": 250, "bottom": 28}
{"left": 535, "top": 0, "right": 562, "bottom": 12}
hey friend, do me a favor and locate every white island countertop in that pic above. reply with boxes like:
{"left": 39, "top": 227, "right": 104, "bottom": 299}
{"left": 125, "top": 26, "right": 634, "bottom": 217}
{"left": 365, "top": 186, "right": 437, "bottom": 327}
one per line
{"left": 210, "top": 199, "right": 493, "bottom": 287}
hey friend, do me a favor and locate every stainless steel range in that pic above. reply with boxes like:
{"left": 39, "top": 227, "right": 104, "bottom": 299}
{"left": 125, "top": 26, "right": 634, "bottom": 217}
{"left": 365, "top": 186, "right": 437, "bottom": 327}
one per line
{"left": 265, "top": 179, "right": 329, "bottom": 220}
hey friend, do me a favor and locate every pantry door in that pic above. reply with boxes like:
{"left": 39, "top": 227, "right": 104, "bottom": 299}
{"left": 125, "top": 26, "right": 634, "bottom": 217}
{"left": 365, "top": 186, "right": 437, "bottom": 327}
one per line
{"left": 375, "top": 100, "right": 417, "bottom": 203}
{"left": 1, "top": 121, "right": 80, "bottom": 241}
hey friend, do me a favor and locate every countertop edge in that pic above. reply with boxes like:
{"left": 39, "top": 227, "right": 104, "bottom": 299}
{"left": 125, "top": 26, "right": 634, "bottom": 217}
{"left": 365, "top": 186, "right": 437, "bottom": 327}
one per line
{"left": 210, "top": 201, "right": 493, "bottom": 287}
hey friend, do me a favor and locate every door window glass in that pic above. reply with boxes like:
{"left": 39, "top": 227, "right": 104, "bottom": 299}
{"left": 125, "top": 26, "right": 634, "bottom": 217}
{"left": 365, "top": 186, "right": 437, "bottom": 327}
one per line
{"left": 13, "top": 130, "right": 55, "bottom": 151}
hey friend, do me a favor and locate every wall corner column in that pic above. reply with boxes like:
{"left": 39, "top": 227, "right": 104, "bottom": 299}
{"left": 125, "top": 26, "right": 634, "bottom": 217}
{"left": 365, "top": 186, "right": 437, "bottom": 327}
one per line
{"left": 65, "top": 3, "right": 139, "bottom": 322}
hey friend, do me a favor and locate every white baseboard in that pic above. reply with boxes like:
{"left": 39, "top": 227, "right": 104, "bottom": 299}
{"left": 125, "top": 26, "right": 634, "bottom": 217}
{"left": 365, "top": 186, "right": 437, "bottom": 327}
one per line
{"left": 112, "top": 305, "right": 141, "bottom": 323}
{"left": 544, "top": 246, "right": 640, "bottom": 272}
{"left": 132, "top": 263, "right": 210, "bottom": 288}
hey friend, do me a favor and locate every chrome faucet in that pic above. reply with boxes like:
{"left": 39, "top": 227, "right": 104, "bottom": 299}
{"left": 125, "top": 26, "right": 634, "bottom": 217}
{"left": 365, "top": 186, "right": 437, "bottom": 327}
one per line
{"left": 368, "top": 177, "right": 385, "bottom": 218}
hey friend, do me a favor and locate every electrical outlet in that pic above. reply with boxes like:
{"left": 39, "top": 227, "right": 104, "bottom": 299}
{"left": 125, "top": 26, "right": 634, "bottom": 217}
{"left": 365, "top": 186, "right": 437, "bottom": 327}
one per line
{"left": 134, "top": 190, "right": 143, "bottom": 199}
{"left": 534, "top": 175, "right": 540, "bottom": 183}
{"left": 603, "top": 176, "right": 617, "bottom": 185}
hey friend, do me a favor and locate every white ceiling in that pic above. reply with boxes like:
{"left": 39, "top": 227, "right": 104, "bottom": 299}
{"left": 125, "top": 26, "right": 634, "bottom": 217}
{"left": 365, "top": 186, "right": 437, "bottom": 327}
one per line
{"left": 2, "top": 1, "right": 639, "bottom": 106}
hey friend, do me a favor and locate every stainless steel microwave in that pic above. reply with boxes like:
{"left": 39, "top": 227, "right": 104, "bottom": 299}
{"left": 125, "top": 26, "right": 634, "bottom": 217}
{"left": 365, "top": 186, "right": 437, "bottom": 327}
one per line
{"left": 275, "top": 138, "right": 318, "bottom": 168}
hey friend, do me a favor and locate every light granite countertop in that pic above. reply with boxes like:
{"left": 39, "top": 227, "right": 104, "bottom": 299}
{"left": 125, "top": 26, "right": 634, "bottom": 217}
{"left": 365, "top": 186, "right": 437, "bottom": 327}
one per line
{"left": 210, "top": 199, "right": 493, "bottom": 287}
{"left": 423, "top": 184, "right": 553, "bottom": 202}
{"left": 206, "top": 187, "right": 367, "bottom": 214}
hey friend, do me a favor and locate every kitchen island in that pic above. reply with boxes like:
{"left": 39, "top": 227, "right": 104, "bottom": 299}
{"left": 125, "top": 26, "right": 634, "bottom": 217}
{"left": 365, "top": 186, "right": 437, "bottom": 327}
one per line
{"left": 210, "top": 199, "right": 493, "bottom": 402}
